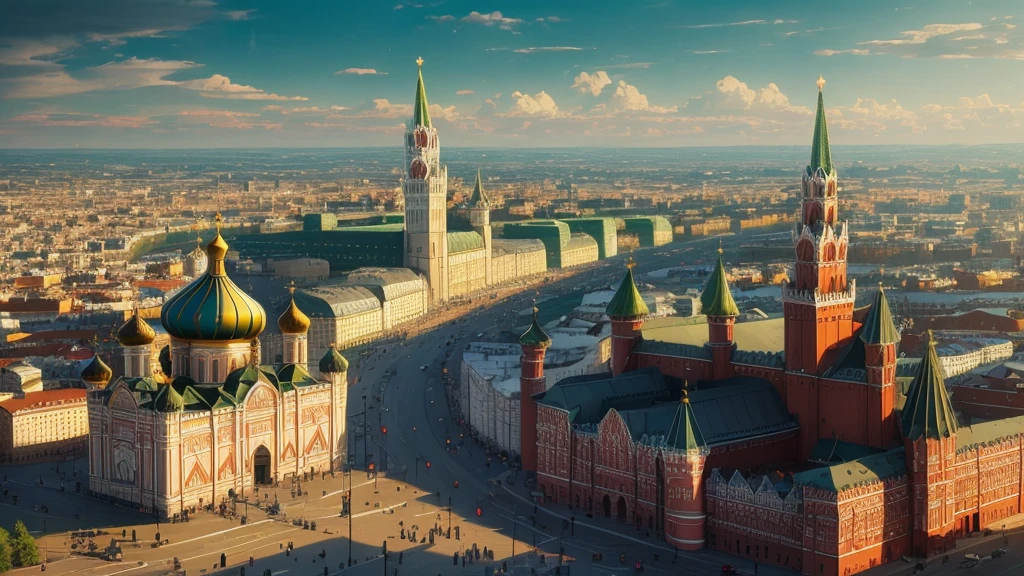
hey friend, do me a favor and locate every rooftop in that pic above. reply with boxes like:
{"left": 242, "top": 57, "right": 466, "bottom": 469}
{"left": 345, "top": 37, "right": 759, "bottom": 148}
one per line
{"left": 641, "top": 317, "right": 784, "bottom": 354}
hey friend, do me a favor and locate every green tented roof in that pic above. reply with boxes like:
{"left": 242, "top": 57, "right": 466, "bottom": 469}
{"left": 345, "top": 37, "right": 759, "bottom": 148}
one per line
{"left": 606, "top": 266, "right": 649, "bottom": 318}
{"left": 447, "top": 231, "right": 485, "bottom": 254}
{"left": 860, "top": 287, "right": 899, "bottom": 345}
{"left": 276, "top": 363, "right": 318, "bottom": 387}
{"left": 413, "top": 67, "right": 431, "bottom": 128}
{"left": 700, "top": 253, "right": 739, "bottom": 317}
{"left": 519, "top": 309, "right": 552, "bottom": 348}
{"left": 901, "top": 334, "right": 958, "bottom": 440}
{"left": 666, "top": 394, "right": 706, "bottom": 451}
{"left": 469, "top": 169, "right": 489, "bottom": 206}
{"left": 808, "top": 88, "right": 834, "bottom": 176}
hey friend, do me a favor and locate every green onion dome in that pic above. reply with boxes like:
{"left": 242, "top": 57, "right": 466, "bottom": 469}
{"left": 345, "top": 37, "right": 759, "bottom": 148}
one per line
{"left": 519, "top": 308, "right": 551, "bottom": 348}
{"left": 81, "top": 353, "right": 113, "bottom": 388}
{"left": 319, "top": 343, "right": 349, "bottom": 374}
{"left": 117, "top": 309, "right": 156, "bottom": 347}
{"left": 160, "top": 216, "right": 267, "bottom": 341}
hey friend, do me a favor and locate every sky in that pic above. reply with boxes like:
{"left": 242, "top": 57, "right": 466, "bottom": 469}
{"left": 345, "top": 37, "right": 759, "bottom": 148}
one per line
{"left": 0, "top": 0, "right": 1022, "bottom": 148}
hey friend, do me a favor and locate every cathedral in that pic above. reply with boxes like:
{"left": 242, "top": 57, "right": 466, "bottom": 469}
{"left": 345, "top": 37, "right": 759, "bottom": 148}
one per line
{"left": 524, "top": 78, "right": 1024, "bottom": 576}
{"left": 86, "top": 218, "right": 349, "bottom": 515}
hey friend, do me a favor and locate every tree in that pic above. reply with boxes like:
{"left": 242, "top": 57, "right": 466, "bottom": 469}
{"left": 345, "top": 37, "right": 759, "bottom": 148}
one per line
{"left": 0, "top": 527, "right": 12, "bottom": 573}
{"left": 11, "top": 521, "right": 38, "bottom": 567}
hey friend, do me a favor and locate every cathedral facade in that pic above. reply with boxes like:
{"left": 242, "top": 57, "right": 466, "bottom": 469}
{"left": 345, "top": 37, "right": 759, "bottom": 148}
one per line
{"left": 525, "top": 79, "right": 1024, "bottom": 576}
{"left": 87, "top": 221, "right": 349, "bottom": 515}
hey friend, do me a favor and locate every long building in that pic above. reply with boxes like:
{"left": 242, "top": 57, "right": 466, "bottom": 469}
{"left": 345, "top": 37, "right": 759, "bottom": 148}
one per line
{"left": 519, "top": 78, "right": 1024, "bottom": 576}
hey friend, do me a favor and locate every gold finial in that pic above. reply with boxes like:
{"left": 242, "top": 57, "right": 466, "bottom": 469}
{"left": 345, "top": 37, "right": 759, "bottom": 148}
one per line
{"left": 626, "top": 254, "right": 636, "bottom": 270}
{"left": 817, "top": 74, "right": 826, "bottom": 92}
{"left": 214, "top": 212, "right": 223, "bottom": 234}
{"left": 927, "top": 329, "right": 935, "bottom": 345}
{"left": 416, "top": 56, "right": 424, "bottom": 68}
{"left": 532, "top": 306, "right": 539, "bottom": 319}
{"left": 288, "top": 280, "right": 296, "bottom": 296}
{"left": 717, "top": 238, "right": 724, "bottom": 256}
{"left": 329, "top": 342, "right": 336, "bottom": 349}
{"left": 682, "top": 381, "right": 690, "bottom": 403}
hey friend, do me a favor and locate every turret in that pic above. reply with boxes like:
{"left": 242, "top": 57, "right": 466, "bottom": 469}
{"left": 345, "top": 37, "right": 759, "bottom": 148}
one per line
{"left": 862, "top": 284, "right": 899, "bottom": 448}
{"left": 117, "top": 308, "right": 156, "bottom": 378}
{"left": 606, "top": 259, "right": 649, "bottom": 376}
{"left": 468, "top": 169, "right": 493, "bottom": 286}
{"left": 663, "top": 387, "right": 709, "bottom": 551}
{"left": 519, "top": 307, "right": 551, "bottom": 473}
{"left": 701, "top": 247, "right": 739, "bottom": 380}
{"left": 319, "top": 343, "right": 350, "bottom": 471}
{"left": 902, "top": 331, "right": 958, "bottom": 557}
{"left": 277, "top": 281, "right": 311, "bottom": 365}
{"left": 80, "top": 352, "right": 113, "bottom": 389}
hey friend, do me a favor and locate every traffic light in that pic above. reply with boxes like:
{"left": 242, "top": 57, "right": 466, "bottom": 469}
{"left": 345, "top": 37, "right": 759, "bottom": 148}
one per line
{"left": 368, "top": 462, "right": 376, "bottom": 472}
{"left": 476, "top": 507, "right": 482, "bottom": 517}
{"left": 381, "top": 425, "right": 387, "bottom": 435}
{"left": 425, "top": 461, "right": 431, "bottom": 469}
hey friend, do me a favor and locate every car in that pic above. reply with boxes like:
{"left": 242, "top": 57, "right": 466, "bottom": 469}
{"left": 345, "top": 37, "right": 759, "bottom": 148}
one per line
{"left": 420, "top": 365, "right": 428, "bottom": 371}
{"left": 476, "top": 333, "right": 484, "bottom": 338}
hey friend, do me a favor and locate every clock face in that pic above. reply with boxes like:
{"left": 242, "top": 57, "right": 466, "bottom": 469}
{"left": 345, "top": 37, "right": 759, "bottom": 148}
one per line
{"left": 409, "top": 158, "right": 429, "bottom": 179}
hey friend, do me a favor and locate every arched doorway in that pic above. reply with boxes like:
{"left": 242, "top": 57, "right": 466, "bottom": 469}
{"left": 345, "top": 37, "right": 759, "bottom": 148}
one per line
{"left": 616, "top": 496, "right": 627, "bottom": 522}
{"left": 253, "top": 446, "right": 272, "bottom": 485}
{"left": 602, "top": 495, "right": 611, "bottom": 517}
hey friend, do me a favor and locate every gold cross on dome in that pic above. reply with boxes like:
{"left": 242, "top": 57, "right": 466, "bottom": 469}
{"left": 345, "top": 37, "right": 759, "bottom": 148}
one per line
{"left": 718, "top": 238, "right": 724, "bottom": 256}
{"left": 817, "top": 74, "right": 826, "bottom": 92}
{"left": 288, "top": 280, "right": 296, "bottom": 296}
{"left": 214, "top": 212, "right": 223, "bottom": 233}
{"left": 416, "top": 56, "right": 424, "bottom": 68}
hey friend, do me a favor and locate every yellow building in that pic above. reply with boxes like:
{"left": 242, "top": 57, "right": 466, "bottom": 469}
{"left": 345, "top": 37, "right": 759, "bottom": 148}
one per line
{"left": 0, "top": 389, "right": 88, "bottom": 463}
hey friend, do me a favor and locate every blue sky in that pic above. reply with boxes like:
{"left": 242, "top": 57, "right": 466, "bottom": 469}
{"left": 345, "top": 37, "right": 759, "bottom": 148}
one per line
{"left": 0, "top": 0, "right": 1021, "bottom": 148}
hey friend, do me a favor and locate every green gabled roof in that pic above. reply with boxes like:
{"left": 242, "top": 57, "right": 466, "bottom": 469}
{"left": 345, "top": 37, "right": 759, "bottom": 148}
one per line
{"left": 860, "top": 286, "right": 899, "bottom": 345}
{"left": 469, "top": 169, "right": 489, "bottom": 206}
{"left": 666, "top": 392, "right": 706, "bottom": 451}
{"left": 319, "top": 344, "right": 349, "bottom": 374}
{"left": 808, "top": 84, "right": 834, "bottom": 176}
{"left": 606, "top": 265, "right": 649, "bottom": 319}
{"left": 519, "top": 308, "right": 551, "bottom": 348}
{"left": 277, "top": 363, "right": 318, "bottom": 387}
{"left": 700, "top": 252, "right": 739, "bottom": 317}
{"left": 212, "top": 390, "right": 238, "bottom": 410}
{"left": 413, "top": 65, "right": 431, "bottom": 128}
{"left": 901, "top": 332, "right": 958, "bottom": 441}
{"left": 154, "top": 385, "right": 185, "bottom": 412}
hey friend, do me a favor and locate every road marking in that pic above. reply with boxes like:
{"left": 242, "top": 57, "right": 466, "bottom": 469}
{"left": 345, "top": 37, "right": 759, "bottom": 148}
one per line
{"left": 319, "top": 479, "right": 374, "bottom": 499}
{"left": 414, "top": 510, "right": 439, "bottom": 517}
{"left": 160, "top": 519, "right": 273, "bottom": 548}
{"left": 312, "top": 501, "right": 406, "bottom": 521}
{"left": 103, "top": 562, "right": 150, "bottom": 576}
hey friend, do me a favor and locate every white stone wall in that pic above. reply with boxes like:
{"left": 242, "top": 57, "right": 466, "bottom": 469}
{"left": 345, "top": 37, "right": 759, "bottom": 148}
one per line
{"left": 491, "top": 247, "right": 547, "bottom": 285}
{"left": 448, "top": 248, "right": 487, "bottom": 298}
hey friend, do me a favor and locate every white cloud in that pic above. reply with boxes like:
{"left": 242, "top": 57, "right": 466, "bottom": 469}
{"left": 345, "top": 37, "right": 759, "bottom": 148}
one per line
{"left": 456, "top": 89, "right": 475, "bottom": 95}
{"left": 427, "top": 14, "right": 455, "bottom": 22}
{"left": 225, "top": 10, "right": 256, "bottom": 21}
{"left": 262, "top": 105, "right": 347, "bottom": 115}
{"left": 603, "top": 62, "right": 654, "bottom": 69}
{"left": 678, "top": 19, "right": 796, "bottom": 29}
{"left": 815, "top": 49, "right": 871, "bottom": 56}
{"left": 11, "top": 111, "right": 156, "bottom": 128}
{"left": 177, "top": 74, "right": 307, "bottom": 101}
{"left": 819, "top": 21, "right": 1024, "bottom": 60}
{"left": 3, "top": 57, "right": 199, "bottom": 98}
{"left": 462, "top": 11, "right": 523, "bottom": 30}
{"left": 177, "top": 109, "right": 281, "bottom": 130}
{"left": 336, "top": 68, "right": 388, "bottom": 75}
{"left": 572, "top": 71, "right": 611, "bottom": 96}
{"left": 507, "top": 91, "right": 559, "bottom": 117}
{"left": 610, "top": 81, "right": 678, "bottom": 113}
{"left": 512, "top": 46, "right": 585, "bottom": 54}
{"left": 686, "top": 75, "right": 810, "bottom": 116}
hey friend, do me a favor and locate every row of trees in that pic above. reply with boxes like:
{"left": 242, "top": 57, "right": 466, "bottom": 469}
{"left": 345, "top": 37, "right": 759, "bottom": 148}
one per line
{"left": 0, "top": 520, "right": 40, "bottom": 572}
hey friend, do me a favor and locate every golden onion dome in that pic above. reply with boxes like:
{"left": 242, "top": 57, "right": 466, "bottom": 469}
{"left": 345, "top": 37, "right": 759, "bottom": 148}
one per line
{"left": 277, "top": 282, "right": 311, "bottom": 334}
{"left": 160, "top": 213, "right": 267, "bottom": 341}
{"left": 81, "top": 353, "right": 113, "bottom": 388}
{"left": 117, "top": 309, "right": 156, "bottom": 347}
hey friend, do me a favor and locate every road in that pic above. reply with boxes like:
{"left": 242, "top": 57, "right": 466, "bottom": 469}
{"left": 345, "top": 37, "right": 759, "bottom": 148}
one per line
{"left": 3, "top": 230, "right": 790, "bottom": 576}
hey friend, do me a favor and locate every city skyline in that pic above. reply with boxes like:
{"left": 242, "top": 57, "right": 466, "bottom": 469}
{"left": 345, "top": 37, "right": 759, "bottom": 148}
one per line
{"left": 0, "top": 0, "right": 1022, "bottom": 148}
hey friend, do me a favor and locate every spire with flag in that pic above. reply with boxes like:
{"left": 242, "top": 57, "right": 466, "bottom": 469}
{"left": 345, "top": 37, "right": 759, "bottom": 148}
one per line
{"left": 413, "top": 56, "right": 431, "bottom": 129}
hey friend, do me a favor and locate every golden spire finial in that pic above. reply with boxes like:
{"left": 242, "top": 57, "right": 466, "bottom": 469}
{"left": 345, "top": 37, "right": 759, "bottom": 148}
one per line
{"left": 927, "top": 329, "right": 936, "bottom": 345}
{"left": 214, "top": 212, "right": 223, "bottom": 234}
{"left": 532, "top": 306, "right": 539, "bottom": 319}
{"left": 626, "top": 254, "right": 636, "bottom": 270}
{"left": 288, "top": 280, "right": 296, "bottom": 296}
{"left": 717, "top": 238, "right": 724, "bottom": 256}
{"left": 329, "top": 342, "right": 336, "bottom": 349}
{"left": 817, "top": 74, "right": 826, "bottom": 92}
{"left": 416, "top": 56, "right": 424, "bottom": 68}
{"left": 682, "top": 381, "right": 690, "bottom": 404}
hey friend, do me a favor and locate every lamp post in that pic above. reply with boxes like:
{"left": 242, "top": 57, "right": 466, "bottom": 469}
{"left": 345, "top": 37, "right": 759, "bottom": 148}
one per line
{"left": 362, "top": 394, "right": 368, "bottom": 466}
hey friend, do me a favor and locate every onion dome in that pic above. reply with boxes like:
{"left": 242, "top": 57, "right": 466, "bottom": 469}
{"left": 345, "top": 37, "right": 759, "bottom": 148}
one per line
{"left": 183, "top": 236, "right": 209, "bottom": 278}
{"left": 519, "top": 307, "right": 551, "bottom": 348}
{"left": 81, "top": 353, "right": 113, "bottom": 388}
{"left": 161, "top": 213, "right": 267, "bottom": 341}
{"left": 319, "top": 343, "right": 349, "bottom": 374}
{"left": 277, "top": 282, "right": 311, "bottom": 334}
{"left": 117, "top": 309, "right": 156, "bottom": 347}
{"left": 901, "top": 331, "right": 958, "bottom": 441}
{"left": 700, "top": 247, "right": 739, "bottom": 318}
{"left": 606, "top": 258, "right": 649, "bottom": 319}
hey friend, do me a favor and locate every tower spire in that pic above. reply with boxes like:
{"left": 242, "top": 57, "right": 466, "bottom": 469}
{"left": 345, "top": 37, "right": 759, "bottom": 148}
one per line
{"left": 809, "top": 75, "right": 833, "bottom": 175}
{"left": 469, "top": 168, "right": 489, "bottom": 206}
{"left": 700, "top": 249, "right": 739, "bottom": 317}
{"left": 413, "top": 57, "right": 431, "bottom": 128}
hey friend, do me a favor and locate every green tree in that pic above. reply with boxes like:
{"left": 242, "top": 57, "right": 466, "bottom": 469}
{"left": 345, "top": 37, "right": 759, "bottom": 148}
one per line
{"left": 11, "top": 521, "right": 38, "bottom": 567}
{"left": 0, "top": 527, "right": 12, "bottom": 573}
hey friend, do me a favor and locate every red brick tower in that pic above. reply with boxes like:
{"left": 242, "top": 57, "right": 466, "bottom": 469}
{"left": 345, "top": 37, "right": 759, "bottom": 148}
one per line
{"left": 663, "top": 387, "right": 709, "bottom": 551}
{"left": 606, "top": 259, "right": 649, "bottom": 376}
{"left": 784, "top": 76, "right": 856, "bottom": 458}
{"left": 903, "top": 331, "right": 958, "bottom": 558}
{"left": 701, "top": 245, "right": 738, "bottom": 381}
{"left": 862, "top": 285, "right": 900, "bottom": 449}
{"left": 519, "top": 307, "right": 551, "bottom": 473}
